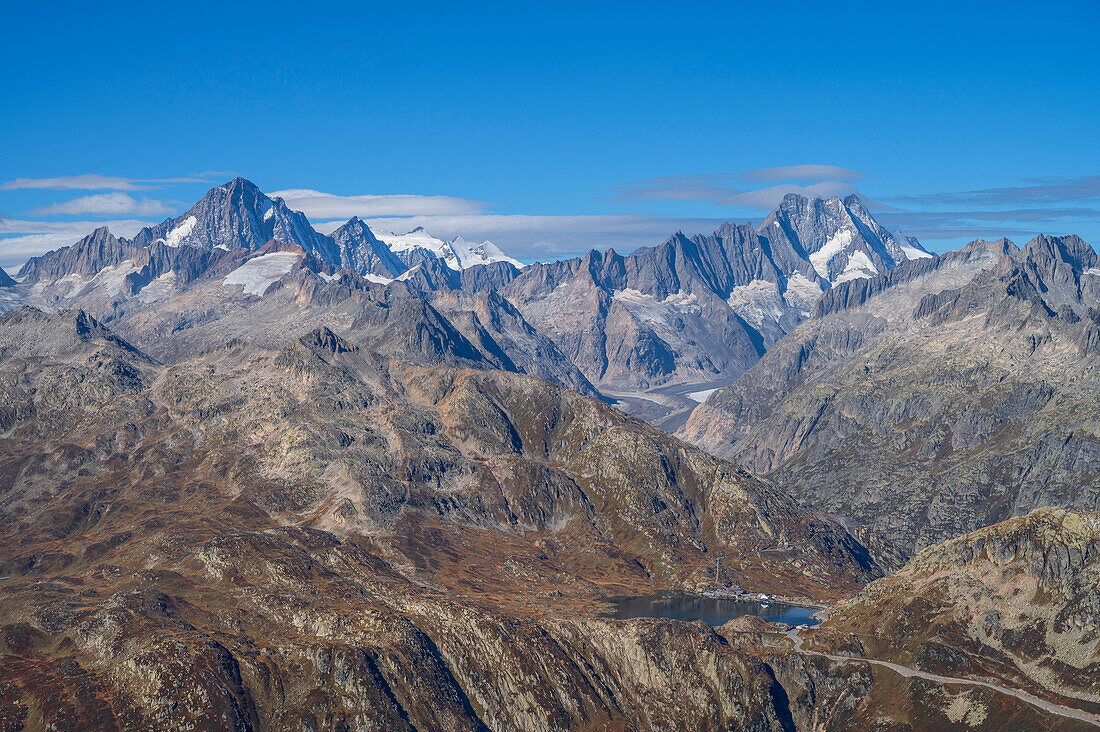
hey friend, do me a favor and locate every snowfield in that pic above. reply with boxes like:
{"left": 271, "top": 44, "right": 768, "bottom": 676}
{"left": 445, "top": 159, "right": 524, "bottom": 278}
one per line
{"left": 686, "top": 388, "right": 718, "bottom": 403}
{"left": 375, "top": 227, "right": 524, "bottom": 270}
{"left": 783, "top": 273, "right": 824, "bottom": 315}
{"left": 833, "top": 250, "right": 879, "bottom": 284}
{"left": 223, "top": 252, "right": 302, "bottom": 296}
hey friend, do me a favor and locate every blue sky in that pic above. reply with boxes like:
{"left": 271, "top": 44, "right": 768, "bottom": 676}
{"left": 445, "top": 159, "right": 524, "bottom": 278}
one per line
{"left": 2, "top": 0, "right": 1098, "bottom": 269}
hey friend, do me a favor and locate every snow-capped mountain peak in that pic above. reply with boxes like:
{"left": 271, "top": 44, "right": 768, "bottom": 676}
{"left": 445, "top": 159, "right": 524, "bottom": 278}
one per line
{"left": 758, "top": 193, "right": 932, "bottom": 286}
{"left": 374, "top": 228, "right": 524, "bottom": 271}
{"left": 129, "top": 177, "right": 338, "bottom": 261}
{"left": 447, "top": 235, "right": 525, "bottom": 270}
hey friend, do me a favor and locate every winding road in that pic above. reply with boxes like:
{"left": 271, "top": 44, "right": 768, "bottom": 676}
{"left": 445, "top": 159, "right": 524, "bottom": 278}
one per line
{"left": 785, "top": 629, "right": 1100, "bottom": 728}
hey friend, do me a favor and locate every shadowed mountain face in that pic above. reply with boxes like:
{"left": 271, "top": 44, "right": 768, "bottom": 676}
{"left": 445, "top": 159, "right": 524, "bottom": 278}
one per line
{"left": 0, "top": 308, "right": 878, "bottom": 730}
{"left": 329, "top": 216, "right": 407, "bottom": 277}
{"left": 681, "top": 235, "right": 1100, "bottom": 569}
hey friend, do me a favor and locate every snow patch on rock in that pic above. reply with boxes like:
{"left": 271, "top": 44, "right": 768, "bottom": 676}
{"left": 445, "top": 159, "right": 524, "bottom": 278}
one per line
{"left": 809, "top": 229, "right": 853, "bottom": 280}
{"left": 93, "top": 260, "right": 139, "bottom": 296}
{"left": 782, "top": 273, "right": 824, "bottom": 315}
{"left": 376, "top": 227, "right": 523, "bottom": 271}
{"left": 900, "top": 244, "right": 933, "bottom": 260}
{"left": 137, "top": 271, "right": 177, "bottom": 303}
{"left": 613, "top": 288, "right": 701, "bottom": 325}
{"left": 833, "top": 250, "right": 878, "bottom": 285}
{"left": 157, "top": 216, "right": 197, "bottom": 248}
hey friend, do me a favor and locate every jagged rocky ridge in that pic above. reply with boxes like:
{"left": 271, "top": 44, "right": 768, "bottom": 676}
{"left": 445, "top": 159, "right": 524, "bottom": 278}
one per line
{"left": 329, "top": 216, "right": 407, "bottom": 278}
{"left": 18, "top": 178, "right": 522, "bottom": 287}
{"left": 437, "top": 194, "right": 932, "bottom": 392}
{"left": 10, "top": 218, "right": 599, "bottom": 397}
{"left": 681, "top": 235, "right": 1100, "bottom": 570}
{"left": 8, "top": 181, "right": 932, "bottom": 399}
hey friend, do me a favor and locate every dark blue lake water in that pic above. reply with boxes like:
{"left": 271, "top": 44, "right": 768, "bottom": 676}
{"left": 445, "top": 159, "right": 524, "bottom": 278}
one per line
{"left": 605, "top": 592, "right": 820, "bottom": 627}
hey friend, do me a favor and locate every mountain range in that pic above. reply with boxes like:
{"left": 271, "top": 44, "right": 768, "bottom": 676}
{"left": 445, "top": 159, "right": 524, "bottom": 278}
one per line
{"left": 8, "top": 179, "right": 932, "bottom": 410}
{"left": 2, "top": 177, "right": 1099, "bottom": 729}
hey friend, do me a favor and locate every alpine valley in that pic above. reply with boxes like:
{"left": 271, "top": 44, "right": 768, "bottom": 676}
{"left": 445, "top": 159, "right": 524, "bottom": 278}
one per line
{"left": 1, "top": 178, "right": 1098, "bottom": 731}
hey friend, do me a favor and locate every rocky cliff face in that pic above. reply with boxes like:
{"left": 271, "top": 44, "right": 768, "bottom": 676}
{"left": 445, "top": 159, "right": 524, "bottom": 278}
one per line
{"left": 759, "top": 194, "right": 929, "bottom": 285}
{"left": 681, "top": 236, "right": 1100, "bottom": 570}
{"left": 496, "top": 243, "right": 768, "bottom": 390}
{"left": 428, "top": 287, "right": 599, "bottom": 397}
{"left": 0, "top": 307, "right": 880, "bottom": 730}
{"left": 329, "top": 216, "right": 408, "bottom": 278}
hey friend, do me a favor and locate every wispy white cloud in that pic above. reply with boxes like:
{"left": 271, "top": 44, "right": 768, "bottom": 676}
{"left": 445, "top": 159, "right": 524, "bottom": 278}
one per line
{"left": 615, "top": 174, "right": 732, "bottom": 203}
{"left": 885, "top": 175, "right": 1100, "bottom": 207}
{"left": 270, "top": 189, "right": 486, "bottom": 219}
{"left": 29, "top": 193, "right": 175, "bottom": 217}
{"left": 739, "top": 165, "right": 866, "bottom": 183}
{"left": 0, "top": 173, "right": 220, "bottom": 191}
{"left": 875, "top": 207, "right": 1100, "bottom": 242}
{"left": 721, "top": 181, "right": 873, "bottom": 209}
{"left": 1, "top": 174, "right": 151, "bottom": 191}
{"left": 616, "top": 165, "right": 876, "bottom": 210}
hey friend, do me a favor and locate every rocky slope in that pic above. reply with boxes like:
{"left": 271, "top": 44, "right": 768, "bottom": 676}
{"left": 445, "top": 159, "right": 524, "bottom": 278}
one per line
{"left": 0, "top": 306, "right": 882, "bottom": 730}
{"left": 681, "top": 235, "right": 1100, "bottom": 569}
{"left": 808, "top": 508, "right": 1100, "bottom": 721}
